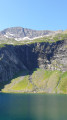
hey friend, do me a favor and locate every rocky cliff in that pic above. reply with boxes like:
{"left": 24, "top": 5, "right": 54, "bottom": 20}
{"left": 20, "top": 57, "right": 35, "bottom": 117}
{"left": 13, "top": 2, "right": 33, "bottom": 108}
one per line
{"left": 0, "top": 27, "right": 67, "bottom": 93}
{"left": 0, "top": 39, "right": 66, "bottom": 83}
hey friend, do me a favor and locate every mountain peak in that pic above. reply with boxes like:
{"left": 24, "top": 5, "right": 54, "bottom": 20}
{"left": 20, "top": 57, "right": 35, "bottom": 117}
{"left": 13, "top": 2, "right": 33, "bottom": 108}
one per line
{"left": 0, "top": 27, "right": 63, "bottom": 41}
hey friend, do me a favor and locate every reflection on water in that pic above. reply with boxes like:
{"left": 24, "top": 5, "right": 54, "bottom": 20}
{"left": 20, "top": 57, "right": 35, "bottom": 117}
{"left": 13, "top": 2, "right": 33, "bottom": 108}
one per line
{"left": 0, "top": 93, "right": 67, "bottom": 120}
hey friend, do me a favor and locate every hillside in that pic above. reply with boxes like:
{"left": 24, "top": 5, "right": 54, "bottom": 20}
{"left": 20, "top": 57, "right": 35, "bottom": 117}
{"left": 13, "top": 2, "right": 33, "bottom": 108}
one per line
{"left": 2, "top": 69, "right": 67, "bottom": 94}
{"left": 0, "top": 27, "right": 67, "bottom": 94}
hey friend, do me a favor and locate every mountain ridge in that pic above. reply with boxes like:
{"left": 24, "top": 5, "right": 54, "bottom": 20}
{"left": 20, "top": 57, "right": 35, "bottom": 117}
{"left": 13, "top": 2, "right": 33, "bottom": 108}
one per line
{"left": 0, "top": 27, "right": 63, "bottom": 41}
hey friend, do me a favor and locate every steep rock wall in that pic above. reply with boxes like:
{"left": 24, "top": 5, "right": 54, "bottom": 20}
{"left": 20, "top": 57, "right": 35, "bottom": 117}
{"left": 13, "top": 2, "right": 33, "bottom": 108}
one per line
{"left": 0, "top": 40, "right": 66, "bottom": 82}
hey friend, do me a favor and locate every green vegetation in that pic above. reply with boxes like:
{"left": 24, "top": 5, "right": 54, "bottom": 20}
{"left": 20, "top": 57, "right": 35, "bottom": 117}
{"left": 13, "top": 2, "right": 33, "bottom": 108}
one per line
{"left": 2, "top": 70, "right": 33, "bottom": 93}
{"left": 53, "top": 33, "right": 67, "bottom": 41}
{"left": 32, "top": 69, "right": 62, "bottom": 93}
{"left": 0, "top": 32, "right": 67, "bottom": 47}
{"left": 0, "top": 44, "right": 5, "bottom": 48}
{"left": 11, "top": 75, "right": 33, "bottom": 91}
{"left": 57, "top": 72, "right": 67, "bottom": 94}
{"left": 32, "top": 69, "right": 52, "bottom": 88}
{"left": 2, "top": 68, "right": 67, "bottom": 94}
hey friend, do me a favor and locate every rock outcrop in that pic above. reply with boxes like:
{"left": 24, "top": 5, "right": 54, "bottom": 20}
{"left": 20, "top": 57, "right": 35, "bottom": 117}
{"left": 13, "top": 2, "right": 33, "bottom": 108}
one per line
{"left": 0, "top": 39, "right": 67, "bottom": 83}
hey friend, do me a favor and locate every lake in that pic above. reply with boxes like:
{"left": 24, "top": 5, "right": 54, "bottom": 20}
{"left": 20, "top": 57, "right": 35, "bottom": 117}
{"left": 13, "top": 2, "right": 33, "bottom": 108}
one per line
{"left": 0, "top": 93, "right": 67, "bottom": 120}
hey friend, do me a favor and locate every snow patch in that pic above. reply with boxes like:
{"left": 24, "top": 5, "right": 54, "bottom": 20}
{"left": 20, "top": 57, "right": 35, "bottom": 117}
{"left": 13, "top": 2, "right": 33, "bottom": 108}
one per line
{"left": 4, "top": 35, "right": 9, "bottom": 38}
{"left": 6, "top": 32, "right": 14, "bottom": 36}
{"left": 4, "top": 31, "right": 59, "bottom": 41}
{"left": 15, "top": 36, "right": 44, "bottom": 41}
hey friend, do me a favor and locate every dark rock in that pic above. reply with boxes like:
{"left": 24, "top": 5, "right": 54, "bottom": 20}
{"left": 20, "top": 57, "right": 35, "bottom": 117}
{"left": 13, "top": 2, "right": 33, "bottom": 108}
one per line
{"left": 0, "top": 40, "right": 66, "bottom": 82}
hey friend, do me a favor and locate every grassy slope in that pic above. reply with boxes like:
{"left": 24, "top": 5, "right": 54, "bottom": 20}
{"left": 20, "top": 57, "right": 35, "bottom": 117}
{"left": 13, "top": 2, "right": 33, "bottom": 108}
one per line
{"left": 57, "top": 72, "right": 67, "bottom": 94}
{"left": 2, "top": 69, "right": 67, "bottom": 94}
{"left": 11, "top": 75, "right": 33, "bottom": 92}
{"left": 31, "top": 69, "right": 62, "bottom": 93}
{"left": 2, "top": 70, "right": 33, "bottom": 93}
{"left": 0, "top": 32, "right": 67, "bottom": 47}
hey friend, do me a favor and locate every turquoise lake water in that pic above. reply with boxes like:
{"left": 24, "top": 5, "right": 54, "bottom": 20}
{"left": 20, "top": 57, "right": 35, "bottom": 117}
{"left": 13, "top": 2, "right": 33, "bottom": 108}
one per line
{"left": 0, "top": 93, "right": 67, "bottom": 120}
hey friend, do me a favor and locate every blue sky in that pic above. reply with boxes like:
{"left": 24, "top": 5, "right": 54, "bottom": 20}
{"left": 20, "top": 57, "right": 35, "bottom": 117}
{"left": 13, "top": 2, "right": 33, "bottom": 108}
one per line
{"left": 0, "top": 0, "right": 67, "bottom": 31}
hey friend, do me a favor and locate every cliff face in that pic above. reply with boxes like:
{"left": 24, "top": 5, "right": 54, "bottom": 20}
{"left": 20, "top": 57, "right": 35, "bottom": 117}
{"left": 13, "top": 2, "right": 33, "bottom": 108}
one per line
{"left": 0, "top": 40, "right": 67, "bottom": 83}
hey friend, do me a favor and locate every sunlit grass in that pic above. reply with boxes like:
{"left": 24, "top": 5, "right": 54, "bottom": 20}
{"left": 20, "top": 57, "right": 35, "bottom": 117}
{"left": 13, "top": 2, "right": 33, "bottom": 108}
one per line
{"left": 2, "top": 69, "right": 67, "bottom": 94}
{"left": 57, "top": 72, "right": 67, "bottom": 94}
{"left": 11, "top": 75, "right": 33, "bottom": 91}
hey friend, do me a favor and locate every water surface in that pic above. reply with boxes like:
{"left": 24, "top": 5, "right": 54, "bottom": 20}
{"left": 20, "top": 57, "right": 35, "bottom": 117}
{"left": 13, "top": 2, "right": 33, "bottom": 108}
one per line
{"left": 0, "top": 93, "right": 67, "bottom": 120}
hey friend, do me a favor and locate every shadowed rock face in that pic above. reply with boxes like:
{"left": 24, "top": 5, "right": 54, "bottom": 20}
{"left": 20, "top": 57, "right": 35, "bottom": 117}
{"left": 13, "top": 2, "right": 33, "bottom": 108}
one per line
{"left": 0, "top": 40, "right": 67, "bottom": 82}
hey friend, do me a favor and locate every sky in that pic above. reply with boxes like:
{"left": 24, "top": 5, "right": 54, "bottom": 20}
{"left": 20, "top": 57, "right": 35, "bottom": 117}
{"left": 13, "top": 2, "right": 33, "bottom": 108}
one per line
{"left": 0, "top": 0, "right": 67, "bottom": 31}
